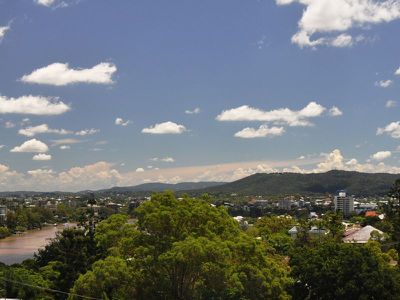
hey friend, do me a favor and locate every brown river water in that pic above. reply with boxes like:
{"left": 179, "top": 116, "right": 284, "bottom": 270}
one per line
{"left": 0, "top": 224, "right": 73, "bottom": 265}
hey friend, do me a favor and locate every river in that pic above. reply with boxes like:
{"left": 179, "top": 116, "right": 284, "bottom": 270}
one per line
{"left": 0, "top": 224, "right": 73, "bottom": 265}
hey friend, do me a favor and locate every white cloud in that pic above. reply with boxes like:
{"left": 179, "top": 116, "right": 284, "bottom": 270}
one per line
{"left": 20, "top": 118, "right": 31, "bottom": 126}
{"left": 28, "top": 169, "right": 54, "bottom": 177}
{"left": 386, "top": 100, "right": 398, "bottom": 108}
{"left": 75, "top": 128, "right": 99, "bottom": 136}
{"left": 151, "top": 157, "right": 175, "bottom": 163}
{"left": 0, "top": 26, "right": 10, "bottom": 41}
{"left": 10, "top": 139, "right": 49, "bottom": 153}
{"left": 115, "top": 117, "right": 131, "bottom": 126}
{"left": 136, "top": 168, "right": 145, "bottom": 172}
{"left": 4, "top": 121, "right": 15, "bottom": 128}
{"left": 2, "top": 148, "right": 400, "bottom": 191}
{"left": 21, "top": 62, "right": 117, "bottom": 86}
{"left": 234, "top": 124, "right": 285, "bottom": 138}
{"left": 59, "top": 145, "right": 70, "bottom": 150}
{"left": 19, "top": 124, "right": 72, "bottom": 137}
{"left": 142, "top": 121, "right": 187, "bottom": 134}
{"left": 376, "top": 80, "right": 393, "bottom": 88}
{"left": 57, "top": 162, "right": 121, "bottom": 190}
{"left": 313, "top": 149, "right": 345, "bottom": 172}
{"left": 377, "top": 121, "right": 400, "bottom": 139}
{"left": 329, "top": 106, "right": 343, "bottom": 116}
{"left": 0, "top": 145, "right": 4, "bottom": 150}
{"left": 0, "top": 164, "right": 9, "bottom": 173}
{"left": 330, "top": 34, "right": 353, "bottom": 47}
{"left": 51, "top": 138, "right": 81, "bottom": 146}
{"left": 216, "top": 101, "right": 326, "bottom": 126}
{"left": 276, "top": 0, "right": 400, "bottom": 48}
{"left": 0, "top": 95, "right": 70, "bottom": 115}
{"left": 185, "top": 107, "right": 201, "bottom": 114}
{"left": 35, "top": 0, "right": 55, "bottom": 6}
{"left": 32, "top": 153, "right": 52, "bottom": 161}
{"left": 371, "top": 151, "right": 391, "bottom": 161}
{"left": 395, "top": 67, "right": 400, "bottom": 76}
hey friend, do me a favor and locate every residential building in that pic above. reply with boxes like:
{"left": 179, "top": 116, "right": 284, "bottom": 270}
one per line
{"left": 0, "top": 205, "right": 7, "bottom": 223}
{"left": 334, "top": 190, "right": 354, "bottom": 217}
{"left": 343, "top": 225, "right": 384, "bottom": 243}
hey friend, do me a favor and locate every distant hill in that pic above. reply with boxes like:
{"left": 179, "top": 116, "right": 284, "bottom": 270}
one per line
{"left": 0, "top": 171, "right": 398, "bottom": 197}
{"left": 196, "top": 170, "right": 400, "bottom": 197}
{"left": 96, "top": 181, "right": 225, "bottom": 194}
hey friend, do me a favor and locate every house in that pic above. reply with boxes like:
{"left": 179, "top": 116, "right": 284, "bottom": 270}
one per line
{"left": 288, "top": 226, "right": 327, "bottom": 239}
{"left": 343, "top": 225, "right": 384, "bottom": 243}
{"left": 365, "top": 211, "right": 378, "bottom": 218}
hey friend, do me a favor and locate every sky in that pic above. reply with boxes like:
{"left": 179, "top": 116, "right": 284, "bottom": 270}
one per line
{"left": 0, "top": 0, "right": 400, "bottom": 191}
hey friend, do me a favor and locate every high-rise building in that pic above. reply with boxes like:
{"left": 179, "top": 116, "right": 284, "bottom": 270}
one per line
{"left": 334, "top": 190, "right": 354, "bottom": 217}
{"left": 279, "top": 196, "right": 294, "bottom": 210}
{"left": 0, "top": 205, "right": 7, "bottom": 223}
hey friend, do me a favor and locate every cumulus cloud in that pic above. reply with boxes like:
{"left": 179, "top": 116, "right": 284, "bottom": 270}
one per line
{"left": 234, "top": 125, "right": 285, "bottom": 138}
{"left": 276, "top": 0, "right": 400, "bottom": 48}
{"left": 376, "top": 80, "right": 393, "bottom": 88}
{"left": 216, "top": 102, "right": 327, "bottom": 126}
{"left": 329, "top": 106, "right": 343, "bottom": 116}
{"left": 57, "top": 162, "right": 121, "bottom": 190}
{"left": 386, "top": 100, "right": 398, "bottom": 108}
{"left": 135, "top": 168, "right": 145, "bottom": 172}
{"left": 0, "top": 95, "right": 70, "bottom": 115}
{"left": 185, "top": 107, "right": 201, "bottom": 114}
{"left": 0, "top": 26, "right": 10, "bottom": 41}
{"left": 19, "top": 124, "right": 72, "bottom": 137}
{"left": 2, "top": 148, "right": 400, "bottom": 191}
{"left": 59, "top": 145, "right": 70, "bottom": 150}
{"left": 115, "top": 117, "right": 131, "bottom": 126}
{"left": 371, "top": 151, "right": 391, "bottom": 161}
{"left": 32, "top": 153, "right": 52, "bottom": 161}
{"left": 0, "top": 164, "right": 9, "bottom": 173}
{"left": 35, "top": 0, "right": 56, "bottom": 6}
{"left": 151, "top": 157, "right": 175, "bottom": 163}
{"left": 396, "top": 67, "right": 400, "bottom": 76}
{"left": 142, "top": 121, "right": 187, "bottom": 134}
{"left": 377, "top": 121, "right": 400, "bottom": 139}
{"left": 10, "top": 139, "right": 49, "bottom": 153}
{"left": 75, "top": 128, "right": 99, "bottom": 136}
{"left": 21, "top": 62, "right": 117, "bottom": 86}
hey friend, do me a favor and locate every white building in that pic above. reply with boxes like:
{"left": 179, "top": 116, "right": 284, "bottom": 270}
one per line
{"left": 278, "top": 197, "right": 294, "bottom": 210}
{"left": 0, "top": 205, "right": 7, "bottom": 223}
{"left": 334, "top": 191, "right": 354, "bottom": 217}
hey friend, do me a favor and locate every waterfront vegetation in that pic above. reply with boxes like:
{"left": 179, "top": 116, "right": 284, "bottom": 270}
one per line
{"left": 0, "top": 180, "right": 400, "bottom": 299}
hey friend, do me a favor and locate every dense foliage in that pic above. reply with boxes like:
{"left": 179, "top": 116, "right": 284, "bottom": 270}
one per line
{"left": 71, "top": 192, "right": 292, "bottom": 299}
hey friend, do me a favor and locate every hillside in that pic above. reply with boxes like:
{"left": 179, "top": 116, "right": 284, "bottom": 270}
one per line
{"left": 96, "top": 181, "right": 225, "bottom": 194}
{"left": 197, "top": 170, "right": 400, "bottom": 196}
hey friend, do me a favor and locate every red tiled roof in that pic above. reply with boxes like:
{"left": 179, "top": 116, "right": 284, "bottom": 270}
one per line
{"left": 365, "top": 211, "right": 378, "bottom": 217}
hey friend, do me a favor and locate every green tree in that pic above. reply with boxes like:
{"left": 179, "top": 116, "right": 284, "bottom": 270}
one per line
{"left": 322, "top": 212, "right": 344, "bottom": 240}
{"left": 290, "top": 241, "right": 400, "bottom": 299}
{"left": 69, "top": 256, "right": 135, "bottom": 300}
{"left": 94, "top": 214, "right": 137, "bottom": 253}
{"left": 34, "top": 228, "right": 99, "bottom": 296}
{"left": 3, "top": 267, "right": 53, "bottom": 300}
{"left": 112, "top": 192, "right": 291, "bottom": 299}
{"left": 384, "top": 179, "right": 400, "bottom": 250}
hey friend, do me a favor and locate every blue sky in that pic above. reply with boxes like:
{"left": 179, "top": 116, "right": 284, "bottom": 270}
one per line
{"left": 0, "top": 0, "right": 400, "bottom": 191}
